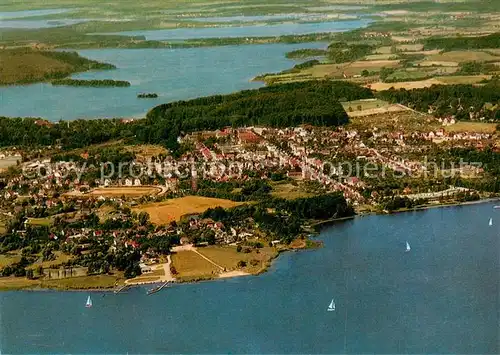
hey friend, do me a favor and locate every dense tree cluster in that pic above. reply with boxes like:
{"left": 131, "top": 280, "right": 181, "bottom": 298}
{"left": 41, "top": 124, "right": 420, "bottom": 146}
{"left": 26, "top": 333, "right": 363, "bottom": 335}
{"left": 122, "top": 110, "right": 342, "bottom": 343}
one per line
{"left": 270, "top": 193, "right": 354, "bottom": 220}
{"left": 51, "top": 79, "right": 131, "bottom": 87}
{"left": 0, "top": 81, "right": 372, "bottom": 150}
{"left": 378, "top": 83, "right": 500, "bottom": 120}
{"left": 424, "top": 32, "right": 500, "bottom": 51}
{"left": 457, "top": 61, "right": 498, "bottom": 75}
{"left": 381, "top": 196, "right": 427, "bottom": 212}
{"left": 326, "top": 43, "right": 374, "bottom": 64}
{"left": 144, "top": 81, "right": 371, "bottom": 148}
{"left": 202, "top": 192, "right": 354, "bottom": 243}
{"left": 0, "top": 117, "right": 130, "bottom": 148}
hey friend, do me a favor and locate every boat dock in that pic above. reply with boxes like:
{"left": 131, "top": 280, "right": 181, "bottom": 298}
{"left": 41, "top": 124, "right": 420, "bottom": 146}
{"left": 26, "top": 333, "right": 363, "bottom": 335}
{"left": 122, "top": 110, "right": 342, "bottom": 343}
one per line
{"left": 114, "top": 285, "right": 128, "bottom": 294}
{"left": 147, "top": 281, "right": 170, "bottom": 295}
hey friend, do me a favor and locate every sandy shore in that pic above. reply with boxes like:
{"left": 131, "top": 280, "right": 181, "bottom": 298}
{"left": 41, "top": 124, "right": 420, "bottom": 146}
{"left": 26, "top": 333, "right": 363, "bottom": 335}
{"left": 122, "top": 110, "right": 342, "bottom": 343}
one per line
{"left": 218, "top": 270, "right": 251, "bottom": 279}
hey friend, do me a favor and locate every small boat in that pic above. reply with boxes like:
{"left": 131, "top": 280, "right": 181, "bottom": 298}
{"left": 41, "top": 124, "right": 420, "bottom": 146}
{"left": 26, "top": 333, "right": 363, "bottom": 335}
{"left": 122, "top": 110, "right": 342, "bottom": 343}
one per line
{"left": 489, "top": 218, "right": 493, "bottom": 226}
{"left": 327, "top": 299, "right": 336, "bottom": 312}
{"left": 85, "top": 295, "right": 92, "bottom": 308}
{"left": 405, "top": 241, "right": 411, "bottom": 252}
{"left": 494, "top": 206, "right": 500, "bottom": 209}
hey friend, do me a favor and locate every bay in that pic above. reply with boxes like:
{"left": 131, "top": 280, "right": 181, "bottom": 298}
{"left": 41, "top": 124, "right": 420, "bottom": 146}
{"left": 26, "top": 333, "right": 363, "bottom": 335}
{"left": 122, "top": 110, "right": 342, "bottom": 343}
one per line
{"left": 100, "top": 18, "right": 371, "bottom": 40}
{"left": 0, "top": 42, "right": 326, "bottom": 121}
{"left": 1, "top": 202, "right": 498, "bottom": 354}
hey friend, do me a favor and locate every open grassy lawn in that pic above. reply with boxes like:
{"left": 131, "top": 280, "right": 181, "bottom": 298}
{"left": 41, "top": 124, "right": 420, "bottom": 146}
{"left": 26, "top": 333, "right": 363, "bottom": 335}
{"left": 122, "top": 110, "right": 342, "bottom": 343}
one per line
{"left": 435, "top": 75, "right": 491, "bottom": 85}
{"left": 28, "top": 251, "right": 74, "bottom": 269}
{"left": 171, "top": 250, "right": 219, "bottom": 279}
{"left": 0, "top": 277, "right": 40, "bottom": 290}
{"left": 40, "top": 273, "right": 124, "bottom": 290}
{"left": 271, "top": 182, "right": 315, "bottom": 200}
{"left": 134, "top": 196, "right": 244, "bottom": 224}
{"left": 0, "top": 220, "right": 7, "bottom": 235}
{"left": 342, "top": 98, "right": 410, "bottom": 117}
{"left": 421, "top": 50, "right": 500, "bottom": 65}
{"left": 397, "top": 43, "right": 424, "bottom": 52}
{"left": 363, "top": 54, "right": 398, "bottom": 61}
{"left": 368, "top": 78, "right": 444, "bottom": 91}
{"left": 0, "top": 272, "right": 124, "bottom": 290}
{"left": 374, "top": 46, "right": 393, "bottom": 54}
{"left": 0, "top": 252, "right": 21, "bottom": 268}
{"left": 124, "top": 144, "right": 169, "bottom": 159}
{"left": 197, "top": 245, "right": 277, "bottom": 274}
{"left": 348, "top": 111, "right": 440, "bottom": 133}
{"left": 342, "top": 98, "right": 390, "bottom": 111}
{"left": 444, "top": 122, "right": 497, "bottom": 134}
{"left": 259, "top": 59, "right": 401, "bottom": 84}
{"left": 485, "top": 49, "right": 500, "bottom": 55}
{"left": 88, "top": 186, "right": 162, "bottom": 197}
{"left": 0, "top": 156, "right": 21, "bottom": 169}
{"left": 385, "top": 69, "right": 432, "bottom": 82}
{"left": 26, "top": 217, "right": 52, "bottom": 227}
{"left": 127, "top": 267, "right": 165, "bottom": 283}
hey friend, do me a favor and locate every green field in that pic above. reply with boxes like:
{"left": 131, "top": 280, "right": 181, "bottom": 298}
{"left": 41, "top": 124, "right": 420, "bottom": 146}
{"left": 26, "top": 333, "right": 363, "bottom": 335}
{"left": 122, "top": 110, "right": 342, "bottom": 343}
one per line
{"left": 197, "top": 245, "right": 277, "bottom": 274}
{"left": 26, "top": 217, "right": 52, "bottom": 227}
{"left": 341, "top": 98, "right": 391, "bottom": 111}
{"left": 171, "top": 250, "right": 220, "bottom": 279}
{"left": 0, "top": 252, "right": 21, "bottom": 268}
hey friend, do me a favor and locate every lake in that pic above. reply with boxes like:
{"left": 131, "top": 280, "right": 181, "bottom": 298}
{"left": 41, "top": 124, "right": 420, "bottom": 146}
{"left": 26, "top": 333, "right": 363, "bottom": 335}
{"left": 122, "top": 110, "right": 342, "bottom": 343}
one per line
{"left": 1, "top": 202, "right": 498, "bottom": 354}
{"left": 187, "top": 13, "right": 358, "bottom": 23}
{"left": 100, "top": 18, "right": 371, "bottom": 40}
{"left": 0, "top": 8, "right": 82, "bottom": 28}
{"left": 0, "top": 8, "right": 70, "bottom": 20}
{"left": 0, "top": 42, "right": 327, "bottom": 121}
{"left": 0, "top": 18, "right": 88, "bottom": 29}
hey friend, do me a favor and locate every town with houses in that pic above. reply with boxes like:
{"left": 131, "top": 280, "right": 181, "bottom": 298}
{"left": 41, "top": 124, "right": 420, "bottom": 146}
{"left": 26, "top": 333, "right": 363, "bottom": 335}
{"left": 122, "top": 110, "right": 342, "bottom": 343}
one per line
{"left": 0, "top": 106, "right": 497, "bottom": 288}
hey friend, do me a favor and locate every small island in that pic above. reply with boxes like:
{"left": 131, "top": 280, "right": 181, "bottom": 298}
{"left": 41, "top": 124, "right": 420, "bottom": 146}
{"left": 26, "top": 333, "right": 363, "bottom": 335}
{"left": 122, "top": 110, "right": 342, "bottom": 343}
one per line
{"left": 137, "top": 92, "right": 158, "bottom": 98}
{"left": 51, "top": 79, "right": 131, "bottom": 87}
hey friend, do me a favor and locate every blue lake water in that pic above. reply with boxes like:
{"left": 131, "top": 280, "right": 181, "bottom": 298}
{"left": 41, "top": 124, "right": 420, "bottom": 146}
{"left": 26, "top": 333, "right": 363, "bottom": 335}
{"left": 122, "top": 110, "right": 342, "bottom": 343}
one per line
{"left": 0, "top": 8, "right": 70, "bottom": 20}
{"left": 308, "top": 5, "right": 368, "bottom": 11}
{"left": 0, "top": 18, "right": 87, "bottom": 29}
{"left": 1, "top": 202, "right": 498, "bottom": 354}
{"left": 101, "top": 18, "right": 371, "bottom": 40}
{"left": 187, "top": 13, "right": 355, "bottom": 23}
{"left": 0, "top": 42, "right": 327, "bottom": 121}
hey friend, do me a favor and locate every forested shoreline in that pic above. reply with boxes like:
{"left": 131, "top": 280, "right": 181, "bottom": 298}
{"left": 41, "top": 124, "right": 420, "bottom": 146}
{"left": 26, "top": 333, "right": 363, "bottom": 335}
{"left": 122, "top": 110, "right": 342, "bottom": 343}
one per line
{"left": 51, "top": 79, "right": 131, "bottom": 87}
{"left": 0, "top": 80, "right": 371, "bottom": 150}
{"left": 378, "top": 82, "right": 500, "bottom": 120}
{"left": 0, "top": 49, "right": 116, "bottom": 85}
{"left": 424, "top": 32, "right": 500, "bottom": 51}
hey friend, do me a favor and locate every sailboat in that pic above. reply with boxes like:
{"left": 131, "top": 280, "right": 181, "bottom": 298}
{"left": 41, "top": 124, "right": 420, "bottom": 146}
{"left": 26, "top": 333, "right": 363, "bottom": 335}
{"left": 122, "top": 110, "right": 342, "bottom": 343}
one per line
{"left": 489, "top": 218, "right": 493, "bottom": 226}
{"left": 85, "top": 295, "right": 93, "bottom": 308}
{"left": 405, "top": 241, "right": 411, "bottom": 252}
{"left": 327, "top": 299, "right": 336, "bottom": 312}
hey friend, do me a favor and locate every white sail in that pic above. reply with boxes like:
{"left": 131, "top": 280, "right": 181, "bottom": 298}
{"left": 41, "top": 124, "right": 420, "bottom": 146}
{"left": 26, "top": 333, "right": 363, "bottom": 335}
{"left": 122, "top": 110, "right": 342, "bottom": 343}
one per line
{"left": 327, "top": 299, "right": 335, "bottom": 312}
{"left": 406, "top": 241, "right": 411, "bottom": 252}
{"left": 489, "top": 218, "right": 493, "bottom": 226}
{"left": 86, "top": 295, "right": 92, "bottom": 308}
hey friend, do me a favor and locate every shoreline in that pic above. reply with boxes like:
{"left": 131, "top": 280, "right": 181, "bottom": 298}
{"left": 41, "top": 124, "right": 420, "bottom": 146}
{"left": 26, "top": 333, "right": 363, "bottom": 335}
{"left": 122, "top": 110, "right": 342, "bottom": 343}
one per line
{"left": 2, "top": 197, "right": 498, "bottom": 292}
{"left": 358, "top": 197, "right": 500, "bottom": 218}
{"left": 1, "top": 197, "right": 498, "bottom": 292}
